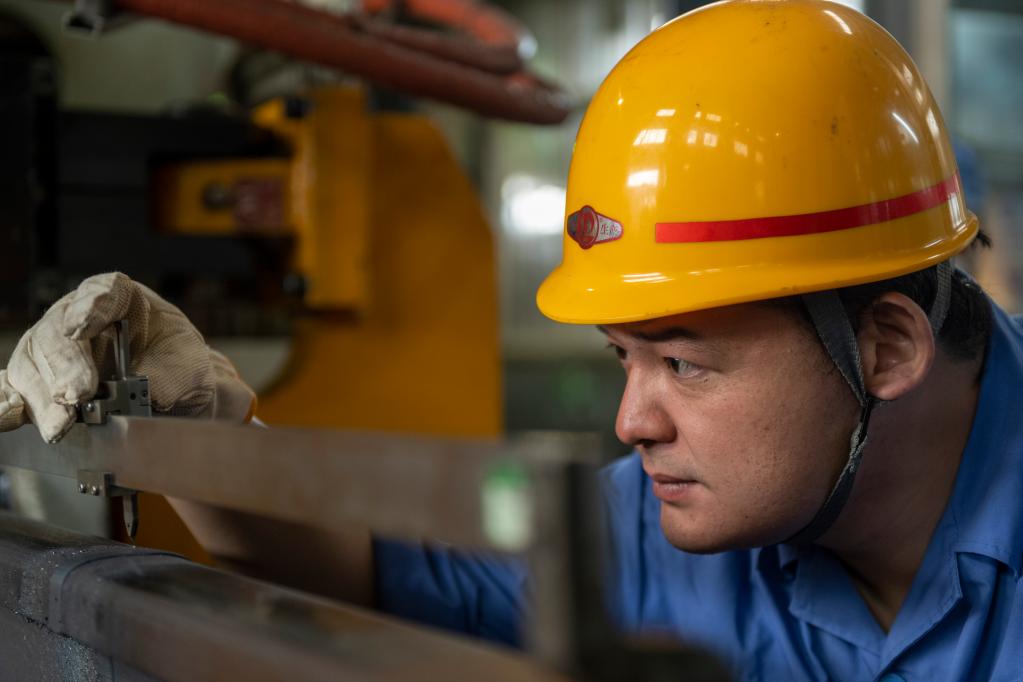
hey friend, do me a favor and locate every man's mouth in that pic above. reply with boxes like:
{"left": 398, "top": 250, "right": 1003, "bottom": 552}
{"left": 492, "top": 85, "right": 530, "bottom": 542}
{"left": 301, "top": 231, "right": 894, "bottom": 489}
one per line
{"left": 648, "top": 472, "right": 699, "bottom": 503}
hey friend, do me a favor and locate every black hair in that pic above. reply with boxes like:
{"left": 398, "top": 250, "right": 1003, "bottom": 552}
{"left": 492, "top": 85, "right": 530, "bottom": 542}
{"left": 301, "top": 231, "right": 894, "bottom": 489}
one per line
{"left": 769, "top": 232, "right": 993, "bottom": 365}
{"left": 834, "top": 258, "right": 992, "bottom": 363}
{"left": 834, "top": 230, "right": 993, "bottom": 363}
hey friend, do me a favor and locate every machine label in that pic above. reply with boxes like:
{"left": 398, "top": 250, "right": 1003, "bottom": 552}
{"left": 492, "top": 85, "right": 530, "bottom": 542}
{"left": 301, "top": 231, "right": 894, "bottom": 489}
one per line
{"left": 567, "top": 205, "right": 622, "bottom": 249}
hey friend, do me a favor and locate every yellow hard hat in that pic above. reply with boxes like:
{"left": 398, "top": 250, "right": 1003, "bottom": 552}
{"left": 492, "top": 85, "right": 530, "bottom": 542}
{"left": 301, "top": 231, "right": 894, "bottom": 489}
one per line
{"left": 537, "top": 0, "right": 978, "bottom": 325}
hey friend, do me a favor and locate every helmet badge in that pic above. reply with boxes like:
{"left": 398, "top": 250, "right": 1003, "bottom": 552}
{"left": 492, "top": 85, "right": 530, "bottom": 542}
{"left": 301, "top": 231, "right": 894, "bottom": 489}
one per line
{"left": 567, "top": 206, "right": 623, "bottom": 249}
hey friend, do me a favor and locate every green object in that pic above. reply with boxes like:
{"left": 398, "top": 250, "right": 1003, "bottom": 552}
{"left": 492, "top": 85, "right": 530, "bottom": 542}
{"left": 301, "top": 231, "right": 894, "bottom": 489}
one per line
{"left": 482, "top": 461, "right": 533, "bottom": 552}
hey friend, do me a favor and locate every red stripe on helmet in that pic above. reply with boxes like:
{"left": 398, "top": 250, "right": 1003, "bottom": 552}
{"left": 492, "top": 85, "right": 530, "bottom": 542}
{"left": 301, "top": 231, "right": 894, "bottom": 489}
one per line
{"left": 655, "top": 174, "right": 961, "bottom": 243}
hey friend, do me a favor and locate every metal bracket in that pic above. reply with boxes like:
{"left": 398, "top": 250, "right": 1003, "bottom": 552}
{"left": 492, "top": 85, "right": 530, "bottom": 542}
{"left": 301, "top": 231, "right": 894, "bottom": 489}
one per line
{"left": 77, "top": 470, "right": 139, "bottom": 541}
{"left": 78, "top": 376, "right": 151, "bottom": 425}
{"left": 77, "top": 319, "right": 153, "bottom": 426}
{"left": 77, "top": 470, "right": 132, "bottom": 498}
{"left": 63, "top": 0, "right": 137, "bottom": 37}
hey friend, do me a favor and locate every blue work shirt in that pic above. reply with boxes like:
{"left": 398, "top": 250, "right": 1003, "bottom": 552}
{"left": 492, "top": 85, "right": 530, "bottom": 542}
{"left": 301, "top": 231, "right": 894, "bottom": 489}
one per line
{"left": 375, "top": 303, "right": 1023, "bottom": 681}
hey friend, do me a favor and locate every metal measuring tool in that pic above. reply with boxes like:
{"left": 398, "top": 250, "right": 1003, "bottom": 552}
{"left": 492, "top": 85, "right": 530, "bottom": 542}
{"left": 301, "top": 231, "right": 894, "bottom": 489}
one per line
{"left": 75, "top": 319, "right": 152, "bottom": 541}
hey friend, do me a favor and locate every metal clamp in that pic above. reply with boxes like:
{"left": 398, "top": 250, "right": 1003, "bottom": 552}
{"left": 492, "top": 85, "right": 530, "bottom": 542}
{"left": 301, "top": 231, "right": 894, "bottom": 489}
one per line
{"left": 77, "top": 470, "right": 139, "bottom": 541}
{"left": 77, "top": 319, "right": 153, "bottom": 426}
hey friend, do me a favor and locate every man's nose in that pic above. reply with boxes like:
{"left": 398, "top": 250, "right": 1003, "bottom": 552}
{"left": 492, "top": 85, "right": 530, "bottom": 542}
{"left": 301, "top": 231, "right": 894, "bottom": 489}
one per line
{"left": 615, "top": 371, "right": 676, "bottom": 448}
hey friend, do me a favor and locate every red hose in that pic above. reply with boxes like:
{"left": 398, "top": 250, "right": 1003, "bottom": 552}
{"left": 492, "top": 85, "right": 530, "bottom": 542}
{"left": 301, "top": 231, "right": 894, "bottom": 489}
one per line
{"left": 350, "top": 15, "right": 522, "bottom": 75}
{"left": 360, "top": 0, "right": 527, "bottom": 53}
{"left": 109, "top": 0, "right": 570, "bottom": 124}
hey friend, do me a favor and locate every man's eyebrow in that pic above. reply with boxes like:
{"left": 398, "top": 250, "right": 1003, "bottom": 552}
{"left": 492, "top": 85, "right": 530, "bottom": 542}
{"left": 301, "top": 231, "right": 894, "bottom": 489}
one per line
{"left": 596, "top": 324, "right": 702, "bottom": 343}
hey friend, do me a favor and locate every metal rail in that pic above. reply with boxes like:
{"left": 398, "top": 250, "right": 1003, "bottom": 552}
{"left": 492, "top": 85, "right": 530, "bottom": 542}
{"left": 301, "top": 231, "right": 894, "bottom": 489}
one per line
{"left": 0, "top": 513, "right": 568, "bottom": 682}
{"left": 0, "top": 419, "right": 731, "bottom": 680}
{"left": 0, "top": 418, "right": 595, "bottom": 552}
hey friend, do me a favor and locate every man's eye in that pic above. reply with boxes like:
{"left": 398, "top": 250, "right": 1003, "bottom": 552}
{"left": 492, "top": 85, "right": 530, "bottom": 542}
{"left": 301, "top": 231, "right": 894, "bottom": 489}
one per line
{"left": 665, "top": 357, "right": 699, "bottom": 378}
{"left": 607, "top": 343, "right": 627, "bottom": 361}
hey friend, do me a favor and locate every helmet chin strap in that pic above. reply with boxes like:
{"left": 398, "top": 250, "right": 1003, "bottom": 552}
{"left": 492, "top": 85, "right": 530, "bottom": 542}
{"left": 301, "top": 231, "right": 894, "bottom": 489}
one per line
{"left": 784, "top": 260, "right": 953, "bottom": 546}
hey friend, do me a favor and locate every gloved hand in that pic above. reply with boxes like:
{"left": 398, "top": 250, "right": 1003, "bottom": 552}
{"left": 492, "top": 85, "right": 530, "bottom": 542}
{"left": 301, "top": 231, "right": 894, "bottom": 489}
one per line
{"left": 0, "top": 272, "right": 256, "bottom": 443}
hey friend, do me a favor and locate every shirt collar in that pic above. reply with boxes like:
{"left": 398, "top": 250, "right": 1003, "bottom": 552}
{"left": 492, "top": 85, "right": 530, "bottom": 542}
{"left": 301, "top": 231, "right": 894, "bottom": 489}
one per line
{"left": 944, "top": 302, "right": 1023, "bottom": 575}
{"left": 753, "top": 542, "right": 803, "bottom": 587}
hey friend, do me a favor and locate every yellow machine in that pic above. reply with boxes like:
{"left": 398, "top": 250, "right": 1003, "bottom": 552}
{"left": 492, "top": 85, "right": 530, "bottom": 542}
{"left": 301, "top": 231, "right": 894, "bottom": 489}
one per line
{"left": 133, "top": 87, "right": 501, "bottom": 559}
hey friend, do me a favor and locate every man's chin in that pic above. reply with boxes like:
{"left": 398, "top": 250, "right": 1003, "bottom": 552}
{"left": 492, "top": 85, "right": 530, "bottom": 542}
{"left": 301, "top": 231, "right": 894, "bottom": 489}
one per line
{"left": 662, "top": 530, "right": 738, "bottom": 554}
{"left": 659, "top": 504, "right": 763, "bottom": 554}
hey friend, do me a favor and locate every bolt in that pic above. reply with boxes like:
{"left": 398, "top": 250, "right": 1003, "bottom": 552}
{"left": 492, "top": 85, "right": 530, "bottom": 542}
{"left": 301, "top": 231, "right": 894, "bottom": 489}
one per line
{"left": 84, "top": 402, "right": 94, "bottom": 413}
{"left": 202, "top": 182, "right": 235, "bottom": 210}
{"left": 284, "top": 96, "right": 311, "bottom": 119}
{"left": 90, "top": 485, "right": 100, "bottom": 496}
{"left": 78, "top": 483, "right": 87, "bottom": 494}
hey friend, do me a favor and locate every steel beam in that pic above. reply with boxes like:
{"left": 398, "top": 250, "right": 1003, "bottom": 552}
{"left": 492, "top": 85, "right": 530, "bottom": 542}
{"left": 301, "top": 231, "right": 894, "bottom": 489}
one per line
{"left": 0, "top": 419, "right": 734, "bottom": 681}
{"left": 0, "top": 418, "right": 596, "bottom": 552}
{"left": 0, "top": 513, "right": 567, "bottom": 682}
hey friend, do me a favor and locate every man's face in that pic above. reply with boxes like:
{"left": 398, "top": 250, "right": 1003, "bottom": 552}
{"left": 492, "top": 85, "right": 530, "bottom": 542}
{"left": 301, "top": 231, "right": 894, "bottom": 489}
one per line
{"left": 602, "top": 302, "right": 859, "bottom": 552}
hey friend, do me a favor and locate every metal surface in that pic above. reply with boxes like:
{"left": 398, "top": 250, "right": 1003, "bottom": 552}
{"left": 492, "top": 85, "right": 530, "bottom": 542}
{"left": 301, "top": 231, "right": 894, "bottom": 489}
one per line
{"left": 0, "top": 419, "right": 731, "bottom": 679}
{"left": 0, "top": 606, "right": 158, "bottom": 682}
{"left": 0, "top": 418, "right": 587, "bottom": 551}
{"left": 0, "top": 513, "right": 567, "bottom": 682}
{"left": 77, "top": 469, "right": 140, "bottom": 540}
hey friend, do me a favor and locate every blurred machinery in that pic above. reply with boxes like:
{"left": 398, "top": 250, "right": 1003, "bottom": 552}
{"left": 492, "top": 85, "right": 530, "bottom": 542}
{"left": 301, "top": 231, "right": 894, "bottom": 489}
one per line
{"left": 4, "top": 0, "right": 569, "bottom": 327}
{"left": 0, "top": 0, "right": 571, "bottom": 555}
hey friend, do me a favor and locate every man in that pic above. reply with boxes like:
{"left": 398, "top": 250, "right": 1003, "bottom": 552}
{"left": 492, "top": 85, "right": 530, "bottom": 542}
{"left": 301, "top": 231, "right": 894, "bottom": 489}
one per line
{"left": 1, "top": 1, "right": 1020, "bottom": 679}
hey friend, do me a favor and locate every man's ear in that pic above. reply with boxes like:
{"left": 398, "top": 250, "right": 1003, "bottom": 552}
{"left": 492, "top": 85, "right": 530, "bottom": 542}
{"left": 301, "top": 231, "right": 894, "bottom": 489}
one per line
{"left": 857, "top": 292, "right": 936, "bottom": 401}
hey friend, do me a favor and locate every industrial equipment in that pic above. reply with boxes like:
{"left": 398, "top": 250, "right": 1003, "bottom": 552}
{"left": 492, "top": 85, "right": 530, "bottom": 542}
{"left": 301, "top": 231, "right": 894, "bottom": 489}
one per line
{"left": 0, "top": 417, "right": 731, "bottom": 681}
{"left": 0, "top": 1, "right": 729, "bottom": 679}
{"left": 1, "top": 0, "right": 529, "bottom": 555}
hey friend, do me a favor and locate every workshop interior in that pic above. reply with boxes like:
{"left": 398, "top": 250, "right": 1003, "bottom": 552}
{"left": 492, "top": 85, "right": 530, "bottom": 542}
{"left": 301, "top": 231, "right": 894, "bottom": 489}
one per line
{"left": 0, "top": 0, "right": 1020, "bottom": 679}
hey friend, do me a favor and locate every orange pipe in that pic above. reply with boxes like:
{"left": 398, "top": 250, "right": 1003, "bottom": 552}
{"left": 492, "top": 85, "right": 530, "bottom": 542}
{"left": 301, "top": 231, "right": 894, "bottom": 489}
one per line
{"left": 361, "top": 0, "right": 527, "bottom": 51}
{"left": 107, "top": 0, "right": 570, "bottom": 124}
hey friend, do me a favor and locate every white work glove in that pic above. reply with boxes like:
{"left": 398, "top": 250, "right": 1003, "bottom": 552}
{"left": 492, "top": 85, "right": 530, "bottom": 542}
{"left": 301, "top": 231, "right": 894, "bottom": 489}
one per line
{"left": 0, "top": 272, "right": 256, "bottom": 443}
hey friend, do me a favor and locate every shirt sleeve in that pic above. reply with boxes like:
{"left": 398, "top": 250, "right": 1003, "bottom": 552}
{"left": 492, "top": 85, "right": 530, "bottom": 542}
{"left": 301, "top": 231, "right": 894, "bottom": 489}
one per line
{"left": 372, "top": 537, "right": 529, "bottom": 647}
{"left": 371, "top": 453, "right": 645, "bottom": 648}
